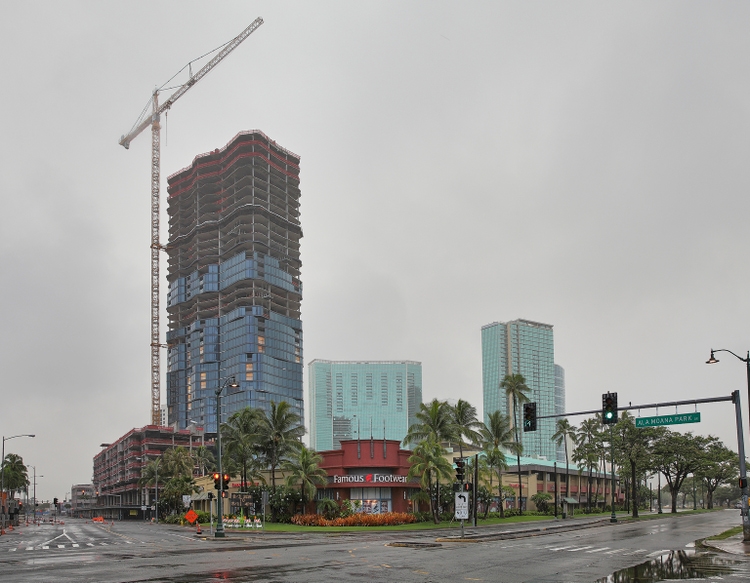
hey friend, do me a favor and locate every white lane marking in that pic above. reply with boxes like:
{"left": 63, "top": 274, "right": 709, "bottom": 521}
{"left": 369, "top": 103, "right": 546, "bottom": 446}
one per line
{"left": 604, "top": 548, "right": 628, "bottom": 554}
{"left": 57, "top": 544, "right": 65, "bottom": 548}
{"left": 72, "top": 544, "right": 79, "bottom": 548}
{"left": 548, "top": 545, "right": 575, "bottom": 551}
{"left": 624, "top": 549, "right": 648, "bottom": 555}
{"left": 100, "top": 542, "right": 108, "bottom": 546}
{"left": 86, "top": 543, "right": 94, "bottom": 547}
{"left": 567, "top": 546, "right": 594, "bottom": 552}
{"left": 8, "top": 548, "right": 16, "bottom": 552}
{"left": 42, "top": 546, "right": 49, "bottom": 549}
{"left": 25, "top": 547, "right": 33, "bottom": 551}
{"left": 646, "top": 549, "right": 671, "bottom": 557}
{"left": 586, "top": 547, "right": 610, "bottom": 553}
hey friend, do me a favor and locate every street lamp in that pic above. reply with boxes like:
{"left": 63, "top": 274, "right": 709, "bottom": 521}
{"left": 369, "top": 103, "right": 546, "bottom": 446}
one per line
{"left": 215, "top": 376, "right": 239, "bottom": 538}
{"left": 707, "top": 349, "right": 750, "bottom": 541}
{"left": 27, "top": 466, "right": 42, "bottom": 523}
{"left": 1, "top": 434, "right": 35, "bottom": 525}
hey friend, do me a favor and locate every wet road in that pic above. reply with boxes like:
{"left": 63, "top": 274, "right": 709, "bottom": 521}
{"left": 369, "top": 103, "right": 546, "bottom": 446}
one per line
{"left": 0, "top": 511, "right": 745, "bottom": 582}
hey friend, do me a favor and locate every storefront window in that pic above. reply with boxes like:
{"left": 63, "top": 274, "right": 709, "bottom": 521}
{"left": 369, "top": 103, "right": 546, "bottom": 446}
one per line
{"left": 349, "top": 487, "right": 392, "bottom": 514}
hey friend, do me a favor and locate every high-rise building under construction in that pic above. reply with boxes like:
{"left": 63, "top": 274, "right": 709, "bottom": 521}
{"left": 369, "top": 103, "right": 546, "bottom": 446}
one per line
{"left": 165, "top": 131, "right": 303, "bottom": 431}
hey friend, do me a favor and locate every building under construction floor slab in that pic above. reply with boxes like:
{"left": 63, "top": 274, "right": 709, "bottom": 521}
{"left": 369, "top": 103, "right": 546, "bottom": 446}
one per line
{"left": 165, "top": 130, "right": 303, "bottom": 431}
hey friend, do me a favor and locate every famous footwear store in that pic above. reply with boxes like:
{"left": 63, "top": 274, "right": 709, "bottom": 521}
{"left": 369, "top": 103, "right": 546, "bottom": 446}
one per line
{"left": 317, "top": 439, "right": 420, "bottom": 513}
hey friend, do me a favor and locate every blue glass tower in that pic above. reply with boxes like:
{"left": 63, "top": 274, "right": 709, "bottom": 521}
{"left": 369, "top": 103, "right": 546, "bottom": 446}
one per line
{"left": 165, "top": 131, "right": 303, "bottom": 431}
{"left": 481, "top": 319, "right": 557, "bottom": 461}
{"left": 309, "top": 360, "right": 423, "bottom": 451}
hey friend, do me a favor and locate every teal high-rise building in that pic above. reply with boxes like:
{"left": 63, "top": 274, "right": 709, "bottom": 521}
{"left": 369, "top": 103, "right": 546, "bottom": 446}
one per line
{"left": 309, "top": 360, "right": 423, "bottom": 451}
{"left": 481, "top": 319, "right": 559, "bottom": 461}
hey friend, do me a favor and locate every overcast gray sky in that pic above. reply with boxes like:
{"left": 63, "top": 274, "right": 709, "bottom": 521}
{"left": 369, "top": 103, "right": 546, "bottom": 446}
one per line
{"left": 1, "top": 1, "right": 749, "bottom": 502}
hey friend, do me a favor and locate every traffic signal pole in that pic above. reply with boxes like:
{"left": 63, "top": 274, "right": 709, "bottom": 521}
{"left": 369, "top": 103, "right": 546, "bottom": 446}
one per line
{"left": 732, "top": 390, "right": 750, "bottom": 541}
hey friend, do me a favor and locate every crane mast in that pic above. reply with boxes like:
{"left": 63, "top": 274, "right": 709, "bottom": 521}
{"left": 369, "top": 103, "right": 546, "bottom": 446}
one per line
{"left": 119, "top": 17, "right": 264, "bottom": 426}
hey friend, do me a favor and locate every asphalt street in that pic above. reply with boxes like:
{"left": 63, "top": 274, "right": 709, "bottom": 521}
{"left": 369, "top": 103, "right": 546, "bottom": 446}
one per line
{"left": 0, "top": 511, "right": 746, "bottom": 583}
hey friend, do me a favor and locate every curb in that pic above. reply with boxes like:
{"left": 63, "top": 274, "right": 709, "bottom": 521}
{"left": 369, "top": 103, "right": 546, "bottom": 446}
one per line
{"left": 436, "top": 518, "right": 611, "bottom": 543}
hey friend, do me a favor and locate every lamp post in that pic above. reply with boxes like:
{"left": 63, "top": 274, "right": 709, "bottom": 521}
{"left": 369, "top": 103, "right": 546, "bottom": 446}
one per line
{"left": 1, "top": 434, "right": 34, "bottom": 526}
{"left": 215, "top": 376, "right": 239, "bottom": 538}
{"left": 707, "top": 348, "right": 750, "bottom": 429}
{"left": 27, "top": 466, "right": 42, "bottom": 523}
{"left": 707, "top": 350, "right": 750, "bottom": 540}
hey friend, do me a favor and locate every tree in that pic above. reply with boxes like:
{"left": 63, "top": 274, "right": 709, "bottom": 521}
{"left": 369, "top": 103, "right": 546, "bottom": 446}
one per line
{"left": 223, "top": 407, "right": 264, "bottom": 490}
{"left": 613, "top": 413, "right": 657, "bottom": 518}
{"left": 531, "top": 492, "right": 552, "bottom": 513}
{"left": 479, "top": 410, "right": 519, "bottom": 519}
{"left": 574, "top": 417, "right": 603, "bottom": 512}
{"left": 1, "top": 454, "right": 29, "bottom": 498}
{"left": 283, "top": 446, "right": 327, "bottom": 512}
{"left": 651, "top": 430, "right": 707, "bottom": 513}
{"left": 404, "top": 399, "right": 458, "bottom": 447}
{"left": 501, "top": 373, "right": 530, "bottom": 512}
{"left": 193, "top": 445, "right": 215, "bottom": 477}
{"left": 407, "top": 438, "right": 453, "bottom": 523}
{"left": 257, "top": 401, "right": 305, "bottom": 493}
{"left": 695, "top": 438, "right": 738, "bottom": 509}
{"left": 450, "top": 399, "right": 482, "bottom": 457}
{"left": 552, "top": 419, "right": 576, "bottom": 506}
{"left": 161, "top": 447, "right": 194, "bottom": 479}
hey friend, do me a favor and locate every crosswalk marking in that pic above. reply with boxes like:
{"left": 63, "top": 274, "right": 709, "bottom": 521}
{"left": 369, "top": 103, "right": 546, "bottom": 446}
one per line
{"left": 25, "top": 547, "right": 33, "bottom": 551}
{"left": 586, "top": 547, "right": 610, "bottom": 553}
{"left": 548, "top": 545, "right": 574, "bottom": 551}
{"left": 86, "top": 543, "right": 94, "bottom": 547}
{"left": 72, "top": 544, "right": 79, "bottom": 548}
{"left": 42, "top": 546, "right": 49, "bottom": 549}
{"left": 566, "top": 546, "right": 593, "bottom": 552}
{"left": 624, "top": 549, "right": 648, "bottom": 556}
{"left": 57, "top": 544, "right": 65, "bottom": 549}
{"left": 604, "top": 548, "right": 628, "bottom": 555}
{"left": 8, "top": 548, "right": 16, "bottom": 552}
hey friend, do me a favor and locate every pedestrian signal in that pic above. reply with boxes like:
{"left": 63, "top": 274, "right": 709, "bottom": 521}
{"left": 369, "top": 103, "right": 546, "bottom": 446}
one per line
{"left": 523, "top": 402, "right": 537, "bottom": 432}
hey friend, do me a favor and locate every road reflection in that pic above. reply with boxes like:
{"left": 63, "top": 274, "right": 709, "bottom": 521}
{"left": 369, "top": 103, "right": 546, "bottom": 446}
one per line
{"left": 596, "top": 550, "right": 740, "bottom": 582}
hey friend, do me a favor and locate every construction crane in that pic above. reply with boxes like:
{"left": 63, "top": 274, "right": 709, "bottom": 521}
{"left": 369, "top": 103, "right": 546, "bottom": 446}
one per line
{"left": 119, "top": 17, "right": 264, "bottom": 426}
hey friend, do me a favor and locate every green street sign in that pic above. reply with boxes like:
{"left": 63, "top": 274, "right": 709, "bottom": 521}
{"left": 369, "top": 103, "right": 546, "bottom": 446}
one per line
{"left": 635, "top": 412, "right": 701, "bottom": 428}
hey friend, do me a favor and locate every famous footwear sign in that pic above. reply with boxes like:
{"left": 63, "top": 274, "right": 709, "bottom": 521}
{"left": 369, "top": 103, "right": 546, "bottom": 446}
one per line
{"left": 332, "top": 473, "right": 409, "bottom": 484}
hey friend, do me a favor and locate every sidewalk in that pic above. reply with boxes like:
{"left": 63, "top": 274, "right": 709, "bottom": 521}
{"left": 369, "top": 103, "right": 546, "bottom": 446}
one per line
{"left": 704, "top": 534, "right": 750, "bottom": 556}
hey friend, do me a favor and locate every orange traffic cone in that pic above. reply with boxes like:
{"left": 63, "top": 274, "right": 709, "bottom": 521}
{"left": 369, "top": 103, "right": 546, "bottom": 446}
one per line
{"left": 196, "top": 523, "right": 202, "bottom": 535}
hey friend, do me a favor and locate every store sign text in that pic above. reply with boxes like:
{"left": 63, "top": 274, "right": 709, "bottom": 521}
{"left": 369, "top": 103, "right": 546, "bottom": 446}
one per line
{"left": 332, "top": 474, "right": 408, "bottom": 484}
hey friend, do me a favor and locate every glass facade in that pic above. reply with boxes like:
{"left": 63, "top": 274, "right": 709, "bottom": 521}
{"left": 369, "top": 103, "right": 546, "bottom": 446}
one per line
{"left": 481, "top": 319, "right": 558, "bottom": 461}
{"left": 165, "top": 132, "right": 303, "bottom": 431}
{"left": 554, "top": 364, "right": 566, "bottom": 462}
{"left": 308, "top": 360, "right": 423, "bottom": 451}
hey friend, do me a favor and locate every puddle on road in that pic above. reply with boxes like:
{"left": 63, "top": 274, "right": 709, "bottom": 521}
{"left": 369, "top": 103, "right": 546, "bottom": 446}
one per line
{"left": 595, "top": 550, "right": 743, "bottom": 582}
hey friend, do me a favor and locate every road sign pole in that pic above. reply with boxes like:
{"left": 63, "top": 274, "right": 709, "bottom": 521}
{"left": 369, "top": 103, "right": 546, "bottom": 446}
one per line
{"left": 610, "top": 425, "right": 616, "bottom": 523}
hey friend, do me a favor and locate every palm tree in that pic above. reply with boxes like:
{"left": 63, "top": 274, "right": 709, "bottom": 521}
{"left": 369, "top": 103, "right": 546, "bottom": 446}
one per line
{"left": 161, "top": 447, "right": 193, "bottom": 479}
{"left": 450, "top": 399, "right": 482, "bottom": 457}
{"left": 404, "top": 399, "right": 458, "bottom": 446}
{"left": 406, "top": 438, "right": 453, "bottom": 523}
{"left": 479, "top": 410, "right": 520, "bottom": 517}
{"left": 575, "top": 417, "right": 602, "bottom": 512}
{"left": 223, "top": 407, "right": 264, "bottom": 491}
{"left": 2, "top": 454, "right": 29, "bottom": 498}
{"left": 193, "top": 445, "right": 215, "bottom": 477}
{"left": 552, "top": 418, "right": 576, "bottom": 507}
{"left": 283, "top": 446, "right": 328, "bottom": 513}
{"left": 501, "top": 373, "right": 530, "bottom": 512}
{"left": 484, "top": 447, "right": 511, "bottom": 517}
{"left": 258, "top": 401, "right": 305, "bottom": 491}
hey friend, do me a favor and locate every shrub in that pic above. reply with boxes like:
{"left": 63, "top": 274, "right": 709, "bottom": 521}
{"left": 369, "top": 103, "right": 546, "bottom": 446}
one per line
{"left": 291, "top": 512, "right": 417, "bottom": 527}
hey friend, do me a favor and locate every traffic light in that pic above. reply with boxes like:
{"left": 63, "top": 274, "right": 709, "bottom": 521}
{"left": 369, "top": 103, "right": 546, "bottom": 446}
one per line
{"left": 740, "top": 477, "right": 748, "bottom": 490}
{"left": 523, "top": 402, "right": 537, "bottom": 432}
{"left": 602, "top": 392, "right": 618, "bottom": 425}
{"left": 53, "top": 497, "right": 58, "bottom": 506}
{"left": 213, "top": 473, "right": 221, "bottom": 490}
{"left": 454, "top": 457, "right": 465, "bottom": 483}
{"left": 207, "top": 492, "right": 214, "bottom": 501}
{"left": 222, "top": 473, "right": 230, "bottom": 490}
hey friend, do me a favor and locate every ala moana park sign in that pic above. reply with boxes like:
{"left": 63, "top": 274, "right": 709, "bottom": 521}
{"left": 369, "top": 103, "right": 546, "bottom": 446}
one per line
{"left": 635, "top": 412, "right": 701, "bottom": 428}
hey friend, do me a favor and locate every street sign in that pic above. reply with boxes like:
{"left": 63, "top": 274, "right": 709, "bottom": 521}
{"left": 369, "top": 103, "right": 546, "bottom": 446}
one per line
{"left": 141, "top": 505, "right": 147, "bottom": 511}
{"left": 635, "top": 412, "right": 701, "bottom": 428}
{"left": 455, "top": 492, "right": 469, "bottom": 520}
{"left": 184, "top": 509, "right": 198, "bottom": 524}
